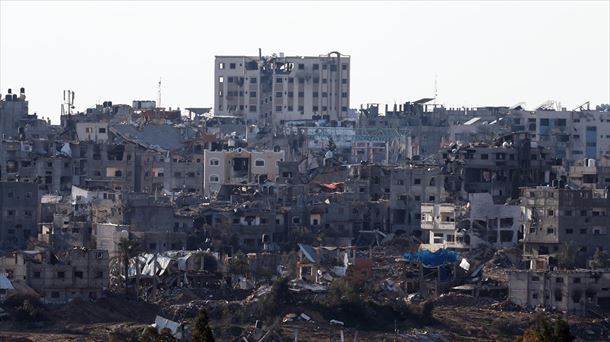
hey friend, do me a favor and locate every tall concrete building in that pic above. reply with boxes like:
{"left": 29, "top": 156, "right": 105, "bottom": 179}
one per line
{"left": 0, "top": 88, "right": 29, "bottom": 139}
{"left": 509, "top": 107, "right": 610, "bottom": 163}
{"left": 214, "top": 52, "right": 350, "bottom": 127}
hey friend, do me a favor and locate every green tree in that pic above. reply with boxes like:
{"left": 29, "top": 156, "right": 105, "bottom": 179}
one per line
{"left": 590, "top": 249, "right": 608, "bottom": 269}
{"left": 557, "top": 242, "right": 576, "bottom": 270}
{"left": 326, "top": 277, "right": 359, "bottom": 306}
{"left": 117, "top": 237, "right": 142, "bottom": 295}
{"left": 517, "top": 315, "right": 574, "bottom": 342}
{"left": 192, "top": 308, "right": 215, "bottom": 342}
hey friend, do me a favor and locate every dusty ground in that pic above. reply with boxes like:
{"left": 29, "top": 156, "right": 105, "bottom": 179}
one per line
{"left": 1, "top": 298, "right": 608, "bottom": 341}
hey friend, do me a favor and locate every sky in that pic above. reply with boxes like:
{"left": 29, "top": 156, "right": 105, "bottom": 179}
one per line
{"left": 1, "top": 1, "right": 609, "bottom": 123}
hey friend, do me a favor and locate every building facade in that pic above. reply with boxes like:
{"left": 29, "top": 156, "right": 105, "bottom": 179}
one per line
{"left": 214, "top": 52, "right": 350, "bottom": 126}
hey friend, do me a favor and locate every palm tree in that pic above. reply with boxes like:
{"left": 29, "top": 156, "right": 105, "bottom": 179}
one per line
{"left": 117, "top": 237, "right": 142, "bottom": 296}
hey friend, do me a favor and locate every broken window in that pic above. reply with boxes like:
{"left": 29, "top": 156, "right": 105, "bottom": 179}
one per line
{"left": 232, "top": 158, "right": 249, "bottom": 177}
{"left": 554, "top": 290, "right": 563, "bottom": 302}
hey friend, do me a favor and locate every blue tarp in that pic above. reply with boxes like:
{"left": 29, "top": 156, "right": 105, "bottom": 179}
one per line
{"left": 402, "top": 249, "right": 460, "bottom": 268}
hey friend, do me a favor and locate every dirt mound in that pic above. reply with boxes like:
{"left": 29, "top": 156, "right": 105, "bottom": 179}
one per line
{"left": 51, "top": 296, "right": 159, "bottom": 324}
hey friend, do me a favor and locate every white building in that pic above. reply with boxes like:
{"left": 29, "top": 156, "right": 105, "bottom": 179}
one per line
{"left": 214, "top": 52, "right": 350, "bottom": 126}
{"left": 420, "top": 193, "right": 520, "bottom": 251}
{"left": 203, "top": 148, "right": 285, "bottom": 197}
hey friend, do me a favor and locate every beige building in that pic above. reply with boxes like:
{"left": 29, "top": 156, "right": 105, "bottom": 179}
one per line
{"left": 203, "top": 148, "right": 284, "bottom": 197}
{"left": 76, "top": 122, "right": 109, "bottom": 143}
{"left": 214, "top": 52, "right": 350, "bottom": 126}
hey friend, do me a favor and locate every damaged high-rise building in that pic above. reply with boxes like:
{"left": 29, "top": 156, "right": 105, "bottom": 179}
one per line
{"left": 214, "top": 51, "right": 350, "bottom": 127}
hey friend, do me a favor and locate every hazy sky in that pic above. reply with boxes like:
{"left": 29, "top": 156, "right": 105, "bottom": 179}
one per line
{"left": 1, "top": 1, "right": 609, "bottom": 122}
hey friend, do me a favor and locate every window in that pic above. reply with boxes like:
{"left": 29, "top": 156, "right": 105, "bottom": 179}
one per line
{"left": 51, "top": 291, "right": 60, "bottom": 299}
{"left": 428, "top": 195, "right": 435, "bottom": 201}
{"left": 292, "top": 217, "right": 300, "bottom": 224}
{"left": 481, "top": 154, "right": 488, "bottom": 160}
{"left": 219, "top": 62, "right": 225, "bottom": 69}
{"left": 209, "top": 159, "right": 220, "bottom": 166}
{"left": 57, "top": 271, "right": 65, "bottom": 279}
{"left": 250, "top": 77, "right": 257, "bottom": 84}
{"left": 573, "top": 277, "right": 581, "bottom": 284}
{"left": 580, "top": 228, "right": 587, "bottom": 234}
{"left": 555, "top": 277, "right": 564, "bottom": 283}
{"left": 566, "top": 229, "right": 573, "bottom": 234}
{"left": 275, "top": 106, "right": 282, "bottom": 112}
{"left": 74, "top": 271, "right": 83, "bottom": 279}
{"left": 313, "top": 64, "right": 319, "bottom": 70}
{"left": 276, "top": 77, "right": 283, "bottom": 83}
{"left": 209, "top": 175, "right": 219, "bottom": 183}
{"left": 276, "top": 92, "right": 282, "bottom": 98}
{"left": 33, "top": 271, "right": 41, "bottom": 278}
{"left": 255, "top": 160, "right": 265, "bottom": 167}
{"left": 229, "top": 63, "right": 236, "bottom": 69}
{"left": 114, "top": 170, "right": 122, "bottom": 177}
{"left": 414, "top": 178, "right": 421, "bottom": 185}
{"left": 547, "top": 210, "right": 554, "bottom": 216}
{"left": 532, "top": 276, "right": 540, "bottom": 281}
{"left": 546, "top": 228, "right": 554, "bottom": 234}
{"left": 98, "top": 127, "right": 106, "bottom": 133}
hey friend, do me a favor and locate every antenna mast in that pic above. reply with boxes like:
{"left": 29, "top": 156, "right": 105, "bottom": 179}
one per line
{"left": 157, "top": 78, "right": 162, "bottom": 108}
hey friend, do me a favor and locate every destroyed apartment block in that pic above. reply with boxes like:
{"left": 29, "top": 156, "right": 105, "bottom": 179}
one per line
{"left": 520, "top": 186, "right": 610, "bottom": 268}
{"left": 124, "top": 250, "right": 221, "bottom": 297}
{"left": 203, "top": 147, "right": 285, "bottom": 198}
{"left": 0, "top": 181, "right": 39, "bottom": 250}
{"left": 420, "top": 193, "right": 521, "bottom": 251}
{"left": 442, "top": 132, "right": 554, "bottom": 203}
{"left": 0, "top": 248, "right": 109, "bottom": 304}
{"left": 509, "top": 269, "right": 610, "bottom": 314}
{"left": 509, "top": 105, "right": 610, "bottom": 163}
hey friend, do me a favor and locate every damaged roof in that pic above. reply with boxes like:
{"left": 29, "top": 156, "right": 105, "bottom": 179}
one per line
{"left": 298, "top": 243, "right": 318, "bottom": 263}
{"left": 110, "top": 123, "right": 197, "bottom": 152}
